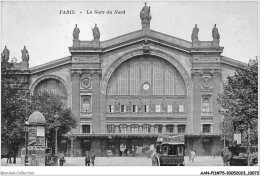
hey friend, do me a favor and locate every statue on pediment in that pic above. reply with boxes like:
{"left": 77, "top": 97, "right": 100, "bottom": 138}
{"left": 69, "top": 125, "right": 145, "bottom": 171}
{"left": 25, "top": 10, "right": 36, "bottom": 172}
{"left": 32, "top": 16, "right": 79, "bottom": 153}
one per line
{"left": 115, "top": 97, "right": 120, "bottom": 112}
{"left": 138, "top": 97, "right": 143, "bottom": 112}
{"left": 150, "top": 98, "right": 155, "bottom": 112}
{"left": 140, "top": 2, "right": 152, "bottom": 22}
{"left": 191, "top": 24, "right": 199, "bottom": 42}
{"left": 1, "top": 46, "right": 10, "bottom": 62}
{"left": 73, "top": 24, "right": 80, "bottom": 40}
{"left": 92, "top": 23, "right": 100, "bottom": 40}
{"left": 161, "top": 97, "right": 167, "bottom": 112}
{"left": 21, "top": 46, "right": 29, "bottom": 62}
{"left": 212, "top": 24, "right": 220, "bottom": 40}
{"left": 126, "top": 97, "right": 132, "bottom": 112}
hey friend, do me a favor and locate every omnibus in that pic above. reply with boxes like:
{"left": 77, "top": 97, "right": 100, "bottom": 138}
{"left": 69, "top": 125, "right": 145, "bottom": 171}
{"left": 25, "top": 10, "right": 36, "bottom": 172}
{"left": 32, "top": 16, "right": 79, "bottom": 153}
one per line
{"left": 152, "top": 135, "right": 185, "bottom": 166}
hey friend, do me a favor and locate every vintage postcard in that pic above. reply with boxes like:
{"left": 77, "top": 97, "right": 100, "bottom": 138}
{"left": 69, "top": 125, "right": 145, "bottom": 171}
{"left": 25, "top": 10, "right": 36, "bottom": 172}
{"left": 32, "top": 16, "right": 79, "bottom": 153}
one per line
{"left": 1, "top": 1, "right": 259, "bottom": 175}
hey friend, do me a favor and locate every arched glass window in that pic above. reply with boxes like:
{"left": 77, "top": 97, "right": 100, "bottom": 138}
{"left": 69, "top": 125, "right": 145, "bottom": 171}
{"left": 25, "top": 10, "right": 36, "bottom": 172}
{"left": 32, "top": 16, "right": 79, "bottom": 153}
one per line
{"left": 35, "top": 78, "right": 67, "bottom": 106}
{"left": 82, "top": 96, "right": 91, "bottom": 113}
{"left": 202, "top": 98, "right": 210, "bottom": 112}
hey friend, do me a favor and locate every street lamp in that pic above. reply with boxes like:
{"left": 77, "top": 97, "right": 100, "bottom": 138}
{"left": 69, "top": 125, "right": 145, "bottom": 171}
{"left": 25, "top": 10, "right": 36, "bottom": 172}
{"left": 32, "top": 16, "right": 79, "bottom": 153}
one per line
{"left": 24, "top": 121, "right": 29, "bottom": 166}
{"left": 67, "top": 131, "right": 76, "bottom": 157}
{"left": 53, "top": 113, "right": 61, "bottom": 166}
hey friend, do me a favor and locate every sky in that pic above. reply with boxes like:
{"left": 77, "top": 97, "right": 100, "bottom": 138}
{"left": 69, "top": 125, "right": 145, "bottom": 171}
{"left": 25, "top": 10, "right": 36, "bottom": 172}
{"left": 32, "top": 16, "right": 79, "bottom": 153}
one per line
{"left": 1, "top": 1, "right": 258, "bottom": 68}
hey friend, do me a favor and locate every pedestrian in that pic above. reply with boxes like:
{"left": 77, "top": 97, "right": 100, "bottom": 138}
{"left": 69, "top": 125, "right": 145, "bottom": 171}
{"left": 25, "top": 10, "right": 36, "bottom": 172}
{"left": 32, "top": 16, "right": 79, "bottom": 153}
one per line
{"left": 7, "top": 151, "right": 13, "bottom": 163}
{"left": 213, "top": 149, "right": 216, "bottom": 159}
{"left": 59, "top": 152, "right": 65, "bottom": 166}
{"left": 190, "top": 149, "right": 196, "bottom": 162}
{"left": 91, "top": 151, "right": 95, "bottom": 166}
{"left": 85, "top": 152, "right": 91, "bottom": 166}
{"left": 45, "top": 152, "right": 51, "bottom": 166}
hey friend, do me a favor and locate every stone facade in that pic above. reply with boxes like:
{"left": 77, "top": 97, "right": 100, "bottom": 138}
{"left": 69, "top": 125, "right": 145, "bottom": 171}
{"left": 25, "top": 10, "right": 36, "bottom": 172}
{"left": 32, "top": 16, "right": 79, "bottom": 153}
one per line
{"left": 9, "top": 10, "right": 246, "bottom": 157}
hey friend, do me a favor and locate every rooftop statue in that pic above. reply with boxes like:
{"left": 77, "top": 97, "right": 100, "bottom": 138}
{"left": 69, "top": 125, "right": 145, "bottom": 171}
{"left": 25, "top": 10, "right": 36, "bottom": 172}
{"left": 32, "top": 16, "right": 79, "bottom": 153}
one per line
{"left": 21, "top": 46, "right": 29, "bottom": 62}
{"left": 191, "top": 24, "right": 199, "bottom": 42}
{"left": 1, "top": 46, "right": 10, "bottom": 62}
{"left": 140, "top": 2, "right": 152, "bottom": 22}
{"left": 73, "top": 24, "right": 80, "bottom": 40}
{"left": 212, "top": 24, "right": 220, "bottom": 40}
{"left": 92, "top": 23, "right": 100, "bottom": 40}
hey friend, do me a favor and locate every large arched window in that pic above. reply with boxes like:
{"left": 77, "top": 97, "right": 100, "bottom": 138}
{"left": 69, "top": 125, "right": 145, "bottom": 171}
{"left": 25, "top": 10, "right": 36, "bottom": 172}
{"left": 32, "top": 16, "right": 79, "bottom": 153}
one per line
{"left": 34, "top": 78, "right": 67, "bottom": 106}
{"left": 107, "top": 56, "right": 186, "bottom": 96}
{"left": 202, "top": 98, "right": 210, "bottom": 112}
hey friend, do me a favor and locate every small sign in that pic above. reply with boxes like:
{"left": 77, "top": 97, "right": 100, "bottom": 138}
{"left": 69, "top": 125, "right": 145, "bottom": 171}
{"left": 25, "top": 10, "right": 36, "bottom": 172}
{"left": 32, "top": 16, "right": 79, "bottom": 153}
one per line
{"left": 36, "top": 136, "right": 45, "bottom": 146}
{"left": 37, "top": 126, "right": 45, "bottom": 136}
{"left": 234, "top": 133, "right": 241, "bottom": 144}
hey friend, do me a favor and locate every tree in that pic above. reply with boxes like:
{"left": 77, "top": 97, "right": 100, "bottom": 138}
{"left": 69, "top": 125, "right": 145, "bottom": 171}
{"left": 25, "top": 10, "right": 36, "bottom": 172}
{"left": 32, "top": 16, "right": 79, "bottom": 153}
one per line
{"left": 2, "top": 58, "right": 77, "bottom": 162}
{"left": 27, "top": 91, "right": 77, "bottom": 154}
{"left": 1, "top": 60, "right": 30, "bottom": 163}
{"left": 218, "top": 59, "right": 258, "bottom": 165}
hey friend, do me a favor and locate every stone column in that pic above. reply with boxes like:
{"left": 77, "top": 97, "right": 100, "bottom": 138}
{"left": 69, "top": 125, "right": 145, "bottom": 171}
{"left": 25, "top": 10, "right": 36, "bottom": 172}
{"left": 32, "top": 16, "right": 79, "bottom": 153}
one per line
{"left": 174, "top": 124, "right": 178, "bottom": 134}
{"left": 150, "top": 125, "right": 154, "bottom": 134}
{"left": 162, "top": 125, "right": 166, "bottom": 134}
{"left": 115, "top": 125, "right": 120, "bottom": 133}
{"left": 91, "top": 72, "right": 101, "bottom": 133}
{"left": 115, "top": 140, "right": 120, "bottom": 156}
{"left": 71, "top": 70, "right": 81, "bottom": 133}
{"left": 127, "top": 125, "right": 131, "bottom": 133}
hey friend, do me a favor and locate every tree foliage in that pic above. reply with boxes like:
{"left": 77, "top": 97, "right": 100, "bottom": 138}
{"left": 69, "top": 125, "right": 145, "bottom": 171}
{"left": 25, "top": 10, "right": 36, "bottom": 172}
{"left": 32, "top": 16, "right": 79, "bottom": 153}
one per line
{"left": 27, "top": 91, "right": 77, "bottom": 152}
{"left": 1, "top": 60, "right": 29, "bottom": 163}
{"left": 1, "top": 59, "right": 77, "bottom": 159}
{"left": 218, "top": 59, "right": 258, "bottom": 144}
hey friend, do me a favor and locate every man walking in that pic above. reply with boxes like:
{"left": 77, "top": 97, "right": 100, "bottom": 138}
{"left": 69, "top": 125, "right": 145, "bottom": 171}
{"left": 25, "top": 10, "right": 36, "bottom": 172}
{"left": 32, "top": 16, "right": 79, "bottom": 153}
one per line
{"left": 59, "top": 152, "right": 65, "bottom": 166}
{"left": 85, "top": 152, "right": 90, "bottom": 166}
{"left": 91, "top": 151, "right": 96, "bottom": 166}
{"left": 190, "top": 149, "right": 196, "bottom": 162}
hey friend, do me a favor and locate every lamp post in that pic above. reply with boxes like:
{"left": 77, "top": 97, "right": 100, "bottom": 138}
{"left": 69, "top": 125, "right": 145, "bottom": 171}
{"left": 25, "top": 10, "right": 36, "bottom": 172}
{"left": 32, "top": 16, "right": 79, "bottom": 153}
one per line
{"left": 67, "top": 131, "right": 76, "bottom": 157}
{"left": 24, "top": 121, "right": 29, "bottom": 166}
{"left": 53, "top": 113, "right": 61, "bottom": 166}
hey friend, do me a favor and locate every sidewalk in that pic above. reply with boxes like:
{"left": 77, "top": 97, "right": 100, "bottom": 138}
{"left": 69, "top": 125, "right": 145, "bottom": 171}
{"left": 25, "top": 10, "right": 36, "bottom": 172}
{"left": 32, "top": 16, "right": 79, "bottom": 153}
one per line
{"left": 1, "top": 156, "right": 223, "bottom": 166}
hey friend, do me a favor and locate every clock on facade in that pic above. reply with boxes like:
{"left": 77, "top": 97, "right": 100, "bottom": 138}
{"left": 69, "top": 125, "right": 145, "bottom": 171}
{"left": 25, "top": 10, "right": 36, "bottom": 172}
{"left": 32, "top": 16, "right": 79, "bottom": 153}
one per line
{"left": 202, "top": 77, "right": 211, "bottom": 88}
{"left": 142, "top": 83, "right": 150, "bottom": 90}
{"left": 81, "top": 78, "right": 91, "bottom": 89}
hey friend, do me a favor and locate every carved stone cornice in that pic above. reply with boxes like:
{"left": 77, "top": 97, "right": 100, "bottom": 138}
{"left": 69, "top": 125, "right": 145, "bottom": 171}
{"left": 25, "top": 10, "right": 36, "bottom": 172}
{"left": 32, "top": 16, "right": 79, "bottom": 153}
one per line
{"left": 210, "top": 69, "right": 221, "bottom": 76}
{"left": 70, "top": 69, "right": 102, "bottom": 76}
{"left": 191, "top": 69, "right": 221, "bottom": 76}
{"left": 191, "top": 69, "right": 203, "bottom": 75}
{"left": 70, "top": 69, "right": 82, "bottom": 76}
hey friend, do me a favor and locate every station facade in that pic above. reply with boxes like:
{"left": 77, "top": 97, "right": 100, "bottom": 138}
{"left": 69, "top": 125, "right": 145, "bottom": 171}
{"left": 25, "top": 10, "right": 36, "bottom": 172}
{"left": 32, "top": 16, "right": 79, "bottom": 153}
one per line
{"left": 25, "top": 5, "right": 246, "bottom": 157}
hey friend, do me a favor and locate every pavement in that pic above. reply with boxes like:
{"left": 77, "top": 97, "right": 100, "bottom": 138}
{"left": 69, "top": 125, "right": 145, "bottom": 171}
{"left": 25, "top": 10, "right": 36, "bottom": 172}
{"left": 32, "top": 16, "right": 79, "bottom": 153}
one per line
{"left": 1, "top": 156, "right": 224, "bottom": 166}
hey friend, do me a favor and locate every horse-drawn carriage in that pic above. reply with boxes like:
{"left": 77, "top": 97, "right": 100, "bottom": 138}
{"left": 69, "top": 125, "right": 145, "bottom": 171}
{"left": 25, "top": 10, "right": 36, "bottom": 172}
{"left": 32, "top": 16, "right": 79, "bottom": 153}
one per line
{"left": 150, "top": 135, "right": 185, "bottom": 166}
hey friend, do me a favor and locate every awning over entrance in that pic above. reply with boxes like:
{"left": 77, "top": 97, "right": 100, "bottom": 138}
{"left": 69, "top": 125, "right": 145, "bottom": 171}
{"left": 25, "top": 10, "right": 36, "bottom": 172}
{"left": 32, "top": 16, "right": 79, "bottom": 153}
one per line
{"left": 65, "top": 133, "right": 160, "bottom": 139}
{"left": 64, "top": 133, "right": 221, "bottom": 138}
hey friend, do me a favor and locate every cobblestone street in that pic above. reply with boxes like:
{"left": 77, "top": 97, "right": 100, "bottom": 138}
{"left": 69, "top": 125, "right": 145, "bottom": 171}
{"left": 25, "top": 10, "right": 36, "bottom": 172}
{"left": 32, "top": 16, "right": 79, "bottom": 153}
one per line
{"left": 1, "top": 156, "right": 223, "bottom": 166}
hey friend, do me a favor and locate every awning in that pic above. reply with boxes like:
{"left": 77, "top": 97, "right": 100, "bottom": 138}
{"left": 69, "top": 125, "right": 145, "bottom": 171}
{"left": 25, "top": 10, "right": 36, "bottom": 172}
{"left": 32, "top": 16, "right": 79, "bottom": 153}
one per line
{"left": 64, "top": 133, "right": 221, "bottom": 138}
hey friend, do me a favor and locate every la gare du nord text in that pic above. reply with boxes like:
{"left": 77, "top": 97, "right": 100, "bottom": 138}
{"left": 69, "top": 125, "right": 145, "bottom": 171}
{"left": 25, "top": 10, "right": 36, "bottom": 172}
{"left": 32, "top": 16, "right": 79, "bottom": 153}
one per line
{"left": 59, "top": 10, "right": 126, "bottom": 14}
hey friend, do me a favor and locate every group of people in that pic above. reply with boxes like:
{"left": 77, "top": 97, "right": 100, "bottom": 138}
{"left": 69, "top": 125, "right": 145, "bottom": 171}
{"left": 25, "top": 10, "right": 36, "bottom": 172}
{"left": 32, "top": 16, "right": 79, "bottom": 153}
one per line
{"left": 45, "top": 151, "right": 66, "bottom": 166}
{"left": 189, "top": 149, "right": 196, "bottom": 162}
{"left": 45, "top": 151, "right": 96, "bottom": 166}
{"left": 85, "top": 151, "right": 95, "bottom": 166}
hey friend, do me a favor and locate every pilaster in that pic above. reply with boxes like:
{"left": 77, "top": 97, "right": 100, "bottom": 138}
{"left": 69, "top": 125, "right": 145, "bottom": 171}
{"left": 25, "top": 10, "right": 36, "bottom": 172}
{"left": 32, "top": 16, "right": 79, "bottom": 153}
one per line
{"left": 212, "top": 70, "right": 222, "bottom": 133}
{"left": 71, "top": 70, "right": 81, "bottom": 133}
{"left": 191, "top": 70, "right": 202, "bottom": 134}
{"left": 92, "top": 72, "right": 101, "bottom": 133}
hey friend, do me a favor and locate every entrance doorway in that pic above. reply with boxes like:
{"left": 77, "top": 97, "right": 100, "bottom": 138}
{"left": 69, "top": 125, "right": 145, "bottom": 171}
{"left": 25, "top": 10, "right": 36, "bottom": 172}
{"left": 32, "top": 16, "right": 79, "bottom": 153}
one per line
{"left": 81, "top": 139, "right": 91, "bottom": 156}
{"left": 202, "top": 138, "right": 212, "bottom": 156}
{"left": 119, "top": 140, "right": 127, "bottom": 156}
